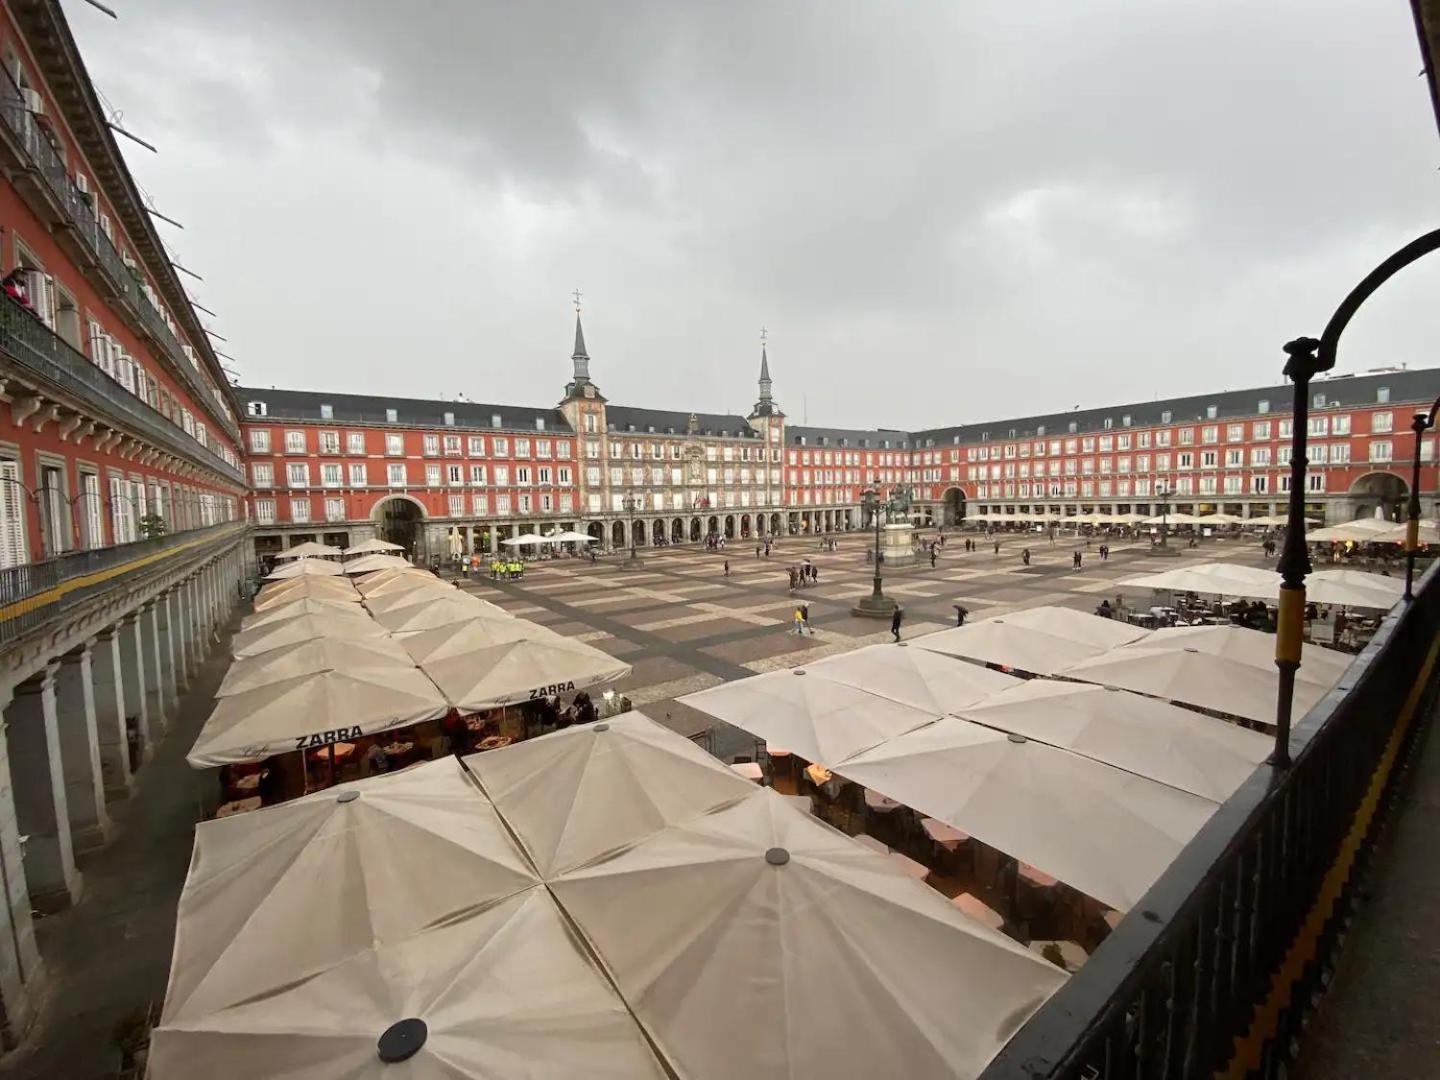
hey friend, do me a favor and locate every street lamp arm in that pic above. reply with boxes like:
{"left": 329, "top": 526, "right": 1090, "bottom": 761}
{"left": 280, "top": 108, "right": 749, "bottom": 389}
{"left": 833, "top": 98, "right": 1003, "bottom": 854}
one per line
{"left": 1316, "top": 228, "right": 1440, "bottom": 373}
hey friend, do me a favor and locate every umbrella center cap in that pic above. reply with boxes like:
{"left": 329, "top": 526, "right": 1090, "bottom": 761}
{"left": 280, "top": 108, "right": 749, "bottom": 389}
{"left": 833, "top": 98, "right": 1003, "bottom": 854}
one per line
{"left": 377, "top": 1017, "right": 427, "bottom": 1062}
{"left": 765, "top": 846, "right": 790, "bottom": 866}
{"left": 1007, "top": 733, "right": 1028, "bottom": 744}
{"left": 594, "top": 723, "right": 609, "bottom": 732}
{"left": 337, "top": 791, "right": 360, "bottom": 804}
{"left": 1183, "top": 647, "right": 1199, "bottom": 654}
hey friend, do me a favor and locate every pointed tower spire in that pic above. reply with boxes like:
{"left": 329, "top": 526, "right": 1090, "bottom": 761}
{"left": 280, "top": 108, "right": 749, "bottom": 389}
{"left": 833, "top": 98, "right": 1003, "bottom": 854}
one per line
{"left": 569, "top": 289, "right": 591, "bottom": 387}
{"left": 752, "top": 327, "right": 777, "bottom": 416}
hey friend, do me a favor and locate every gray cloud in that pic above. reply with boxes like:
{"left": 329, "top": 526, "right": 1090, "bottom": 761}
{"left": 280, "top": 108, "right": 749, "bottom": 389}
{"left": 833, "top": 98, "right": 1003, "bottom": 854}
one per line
{"left": 68, "top": 0, "right": 1440, "bottom": 429}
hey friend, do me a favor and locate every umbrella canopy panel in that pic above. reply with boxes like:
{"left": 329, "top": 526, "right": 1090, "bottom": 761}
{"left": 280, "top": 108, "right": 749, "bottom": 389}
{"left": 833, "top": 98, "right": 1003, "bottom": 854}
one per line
{"left": 272, "top": 541, "right": 341, "bottom": 561}
{"left": 265, "top": 558, "right": 345, "bottom": 581}
{"left": 466, "top": 712, "right": 754, "bottom": 876}
{"left": 680, "top": 668, "right": 940, "bottom": 767}
{"left": 791, "top": 641, "right": 1022, "bottom": 715}
{"left": 956, "top": 680, "right": 1271, "bottom": 802}
{"left": 418, "top": 635, "right": 631, "bottom": 712}
{"left": 551, "top": 787, "right": 1066, "bottom": 1079}
{"left": 342, "top": 537, "right": 405, "bottom": 556}
{"left": 401, "top": 618, "right": 558, "bottom": 665}
{"left": 1304, "top": 569, "right": 1404, "bottom": 610}
{"left": 343, "top": 554, "right": 415, "bottom": 575}
{"left": 373, "top": 595, "right": 512, "bottom": 635}
{"left": 231, "top": 612, "right": 392, "bottom": 659}
{"left": 840, "top": 718, "right": 1217, "bottom": 911}
{"left": 1117, "top": 562, "right": 1279, "bottom": 599}
{"left": 913, "top": 620, "right": 1117, "bottom": 677}
{"left": 189, "top": 666, "right": 449, "bottom": 766}
{"left": 240, "top": 596, "right": 376, "bottom": 630}
{"left": 254, "top": 576, "right": 359, "bottom": 611}
{"left": 1058, "top": 645, "right": 1329, "bottom": 725}
{"left": 216, "top": 637, "right": 416, "bottom": 698}
{"left": 354, "top": 568, "right": 442, "bottom": 597}
{"left": 1124, "top": 625, "right": 1350, "bottom": 688}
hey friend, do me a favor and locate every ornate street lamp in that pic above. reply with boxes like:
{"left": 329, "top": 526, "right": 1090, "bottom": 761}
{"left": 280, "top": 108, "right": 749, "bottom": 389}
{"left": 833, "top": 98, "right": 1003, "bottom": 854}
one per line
{"left": 1157, "top": 482, "right": 1170, "bottom": 548}
{"left": 1404, "top": 397, "right": 1440, "bottom": 601}
{"left": 621, "top": 493, "right": 644, "bottom": 569}
{"left": 852, "top": 486, "right": 898, "bottom": 618}
{"left": 1272, "top": 227, "right": 1440, "bottom": 769}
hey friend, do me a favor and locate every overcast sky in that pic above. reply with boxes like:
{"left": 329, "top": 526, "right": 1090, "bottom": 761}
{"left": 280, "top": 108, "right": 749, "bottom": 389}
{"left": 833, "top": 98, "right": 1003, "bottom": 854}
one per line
{"left": 69, "top": 0, "right": 1439, "bottom": 430}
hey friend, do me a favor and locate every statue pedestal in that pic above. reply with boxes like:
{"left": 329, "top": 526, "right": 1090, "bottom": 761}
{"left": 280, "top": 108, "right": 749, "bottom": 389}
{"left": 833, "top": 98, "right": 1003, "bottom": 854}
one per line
{"left": 883, "top": 523, "right": 917, "bottom": 567}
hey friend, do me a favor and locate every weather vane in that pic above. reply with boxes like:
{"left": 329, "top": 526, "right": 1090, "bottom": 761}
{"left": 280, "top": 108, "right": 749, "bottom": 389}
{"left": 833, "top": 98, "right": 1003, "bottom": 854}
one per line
{"left": 572, "top": 288, "right": 583, "bottom": 314}
{"left": 760, "top": 326, "right": 767, "bottom": 346}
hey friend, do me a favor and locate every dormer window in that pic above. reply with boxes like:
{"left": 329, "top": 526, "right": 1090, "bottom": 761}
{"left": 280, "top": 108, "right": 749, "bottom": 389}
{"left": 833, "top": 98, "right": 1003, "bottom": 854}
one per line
{"left": 319, "top": 404, "right": 333, "bottom": 420}
{"left": 385, "top": 408, "right": 398, "bottom": 423}
{"left": 492, "top": 414, "right": 502, "bottom": 428}
{"left": 535, "top": 417, "right": 546, "bottom": 431}
{"left": 246, "top": 401, "right": 267, "bottom": 417}
{"left": 1377, "top": 386, "right": 1390, "bottom": 404}
{"left": 443, "top": 411, "right": 455, "bottom": 426}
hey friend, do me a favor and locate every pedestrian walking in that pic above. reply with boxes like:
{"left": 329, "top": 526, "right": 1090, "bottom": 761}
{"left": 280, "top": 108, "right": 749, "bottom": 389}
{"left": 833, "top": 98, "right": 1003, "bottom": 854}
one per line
{"left": 792, "top": 605, "right": 806, "bottom": 635}
{"left": 800, "top": 602, "right": 811, "bottom": 634}
{"left": 954, "top": 604, "right": 969, "bottom": 627}
{"left": 1073, "top": 550, "right": 1083, "bottom": 569}
{"left": 891, "top": 607, "right": 903, "bottom": 642}
{"left": 930, "top": 549, "right": 937, "bottom": 568}
{"left": 993, "top": 539, "right": 1000, "bottom": 555}
{"left": 724, "top": 560, "right": 730, "bottom": 577}
{"left": 812, "top": 566, "right": 820, "bottom": 585}
{"left": 1022, "top": 548, "right": 1030, "bottom": 566}
{"left": 755, "top": 543, "right": 761, "bottom": 558}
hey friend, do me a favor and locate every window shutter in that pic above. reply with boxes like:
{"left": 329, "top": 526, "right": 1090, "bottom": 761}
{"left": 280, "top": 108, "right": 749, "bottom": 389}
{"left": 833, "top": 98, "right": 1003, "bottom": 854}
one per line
{"left": 82, "top": 473, "right": 102, "bottom": 548}
{"left": 0, "top": 460, "right": 27, "bottom": 568}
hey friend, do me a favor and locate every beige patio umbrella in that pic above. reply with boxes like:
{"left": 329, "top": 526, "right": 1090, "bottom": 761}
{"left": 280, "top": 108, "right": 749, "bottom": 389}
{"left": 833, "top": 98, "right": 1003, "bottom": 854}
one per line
{"left": 343, "top": 553, "right": 415, "bottom": 575}
{"left": 839, "top": 717, "right": 1217, "bottom": 911}
{"left": 400, "top": 617, "right": 558, "bottom": 665}
{"left": 253, "top": 575, "right": 360, "bottom": 610}
{"left": 240, "top": 596, "right": 376, "bottom": 630}
{"left": 417, "top": 635, "right": 632, "bottom": 712}
{"left": 342, "top": 537, "right": 405, "bottom": 556}
{"left": 374, "top": 595, "right": 512, "bottom": 635}
{"left": 354, "top": 567, "right": 437, "bottom": 595}
{"left": 188, "top": 665, "right": 449, "bottom": 766}
{"left": 272, "top": 541, "right": 341, "bottom": 561}
{"left": 1368, "top": 521, "right": 1440, "bottom": 546}
{"left": 231, "top": 611, "right": 392, "bottom": 658}
{"left": 679, "top": 668, "right": 940, "bottom": 767}
{"left": 1117, "top": 562, "right": 1279, "bottom": 599}
{"left": 1304, "top": 568, "right": 1404, "bottom": 610}
{"left": 956, "top": 680, "right": 1271, "bottom": 802}
{"left": 551, "top": 786, "right": 1067, "bottom": 1079}
{"left": 362, "top": 582, "right": 468, "bottom": 616}
{"left": 911, "top": 607, "right": 1147, "bottom": 677}
{"left": 216, "top": 636, "right": 415, "bottom": 698}
{"left": 1058, "top": 645, "right": 1329, "bottom": 725}
{"left": 264, "top": 557, "right": 344, "bottom": 581}
{"left": 466, "top": 711, "right": 754, "bottom": 876}
{"left": 1126, "top": 624, "right": 1350, "bottom": 687}
{"left": 149, "top": 761, "right": 668, "bottom": 1079}
{"left": 789, "top": 641, "right": 1022, "bottom": 715}
{"left": 1141, "top": 512, "right": 1205, "bottom": 526}
{"left": 1198, "top": 513, "right": 1244, "bottom": 526}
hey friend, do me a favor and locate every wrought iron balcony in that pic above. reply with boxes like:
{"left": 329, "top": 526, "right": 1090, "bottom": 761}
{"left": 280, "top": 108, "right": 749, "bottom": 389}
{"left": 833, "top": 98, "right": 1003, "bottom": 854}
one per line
{"left": 0, "top": 294, "right": 244, "bottom": 484}
{"left": 0, "top": 70, "right": 240, "bottom": 445}
{"left": 0, "top": 520, "right": 246, "bottom": 645}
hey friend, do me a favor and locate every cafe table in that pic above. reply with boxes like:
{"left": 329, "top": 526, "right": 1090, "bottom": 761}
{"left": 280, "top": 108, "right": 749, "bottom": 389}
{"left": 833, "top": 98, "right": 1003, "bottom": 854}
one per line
{"left": 1019, "top": 862, "right": 1059, "bottom": 888}
{"left": 729, "top": 761, "right": 763, "bottom": 782}
{"left": 951, "top": 892, "right": 1005, "bottom": 931}
{"left": 921, "top": 818, "right": 968, "bottom": 849}
{"left": 215, "top": 796, "right": 263, "bottom": 819}
{"left": 886, "top": 852, "right": 931, "bottom": 882}
{"left": 862, "top": 788, "right": 902, "bottom": 812}
{"left": 475, "top": 735, "right": 514, "bottom": 752}
{"left": 229, "top": 770, "right": 268, "bottom": 795}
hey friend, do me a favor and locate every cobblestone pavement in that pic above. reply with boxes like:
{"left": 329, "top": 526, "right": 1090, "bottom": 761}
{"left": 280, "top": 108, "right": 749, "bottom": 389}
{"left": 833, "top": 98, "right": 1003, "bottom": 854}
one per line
{"left": 459, "top": 529, "right": 1277, "bottom": 760}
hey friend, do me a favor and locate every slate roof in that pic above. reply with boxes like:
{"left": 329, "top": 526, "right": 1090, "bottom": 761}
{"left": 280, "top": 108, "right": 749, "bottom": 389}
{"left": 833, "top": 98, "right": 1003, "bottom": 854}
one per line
{"left": 604, "top": 405, "right": 763, "bottom": 438}
{"left": 237, "top": 387, "right": 573, "bottom": 433}
{"left": 787, "top": 425, "right": 914, "bottom": 450}
{"left": 909, "top": 367, "right": 1440, "bottom": 446}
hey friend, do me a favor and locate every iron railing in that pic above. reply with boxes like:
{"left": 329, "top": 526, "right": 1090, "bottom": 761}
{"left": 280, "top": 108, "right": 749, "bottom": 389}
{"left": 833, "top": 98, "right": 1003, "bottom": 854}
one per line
{"left": 0, "top": 68, "right": 240, "bottom": 445}
{"left": 979, "top": 562, "right": 1440, "bottom": 1080}
{"left": 0, "top": 294, "right": 243, "bottom": 484}
{"left": 0, "top": 521, "right": 245, "bottom": 646}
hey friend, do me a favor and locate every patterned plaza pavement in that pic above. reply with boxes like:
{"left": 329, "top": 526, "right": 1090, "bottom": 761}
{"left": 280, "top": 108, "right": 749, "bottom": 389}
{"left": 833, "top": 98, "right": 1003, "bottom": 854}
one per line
{"left": 457, "top": 528, "right": 1278, "bottom": 758}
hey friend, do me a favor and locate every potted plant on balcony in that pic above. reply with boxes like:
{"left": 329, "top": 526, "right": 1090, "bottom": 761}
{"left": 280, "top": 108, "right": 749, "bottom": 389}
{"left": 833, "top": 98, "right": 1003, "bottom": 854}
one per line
{"left": 138, "top": 513, "right": 167, "bottom": 539}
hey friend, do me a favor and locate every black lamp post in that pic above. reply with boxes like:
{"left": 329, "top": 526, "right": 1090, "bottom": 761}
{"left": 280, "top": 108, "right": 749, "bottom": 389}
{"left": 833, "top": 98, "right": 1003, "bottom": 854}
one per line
{"left": 852, "top": 486, "right": 898, "bottom": 618}
{"left": 1272, "top": 227, "right": 1440, "bottom": 769}
{"left": 621, "top": 493, "right": 644, "bottom": 569}
{"left": 1404, "top": 398, "right": 1440, "bottom": 602}
{"left": 1157, "top": 482, "right": 1170, "bottom": 547}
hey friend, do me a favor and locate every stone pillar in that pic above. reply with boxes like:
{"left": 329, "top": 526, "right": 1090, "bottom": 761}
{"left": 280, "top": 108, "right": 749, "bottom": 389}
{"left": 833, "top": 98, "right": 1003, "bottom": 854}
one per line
{"left": 141, "top": 602, "right": 166, "bottom": 736}
{"left": 156, "top": 591, "right": 181, "bottom": 710}
{"left": 118, "top": 612, "right": 152, "bottom": 764}
{"left": 182, "top": 577, "right": 200, "bottom": 677}
{"left": 54, "top": 645, "right": 109, "bottom": 852}
{"left": 489, "top": 528, "right": 499, "bottom": 556}
{"left": 6, "top": 666, "right": 82, "bottom": 910}
{"left": 0, "top": 686, "right": 45, "bottom": 1044}
{"left": 88, "top": 628, "right": 134, "bottom": 802}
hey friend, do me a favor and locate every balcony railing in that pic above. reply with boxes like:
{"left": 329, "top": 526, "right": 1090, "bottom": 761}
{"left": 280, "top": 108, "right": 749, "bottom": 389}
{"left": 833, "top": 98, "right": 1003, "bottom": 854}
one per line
{"left": 0, "top": 520, "right": 246, "bottom": 645}
{"left": 0, "top": 70, "right": 240, "bottom": 445}
{"left": 0, "top": 294, "right": 244, "bottom": 484}
{"left": 979, "top": 562, "right": 1440, "bottom": 1080}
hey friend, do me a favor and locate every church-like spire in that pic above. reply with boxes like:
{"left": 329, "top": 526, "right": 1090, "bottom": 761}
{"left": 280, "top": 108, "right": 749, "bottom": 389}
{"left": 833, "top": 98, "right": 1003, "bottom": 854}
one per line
{"left": 751, "top": 327, "right": 779, "bottom": 417}
{"left": 569, "top": 289, "right": 591, "bottom": 386}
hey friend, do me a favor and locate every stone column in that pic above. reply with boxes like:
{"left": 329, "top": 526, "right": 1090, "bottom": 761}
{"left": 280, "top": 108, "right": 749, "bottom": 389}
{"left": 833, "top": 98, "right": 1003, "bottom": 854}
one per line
{"left": 118, "top": 612, "right": 152, "bottom": 764}
{"left": 88, "top": 628, "right": 134, "bottom": 802}
{"left": 6, "top": 666, "right": 82, "bottom": 909}
{"left": 182, "top": 577, "right": 201, "bottom": 677}
{"left": 54, "top": 645, "right": 109, "bottom": 852}
{"left": 0, "top": 685, "right": 45, "bottom": 1042}
{"left": 156, "top": 591, "right": 181, "bottom": 711}
{"left": 141, "top": 602, "right": 166, "bottom": 736}
{"left": 489, "top": 527, "right": 499, "bottom": 556}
